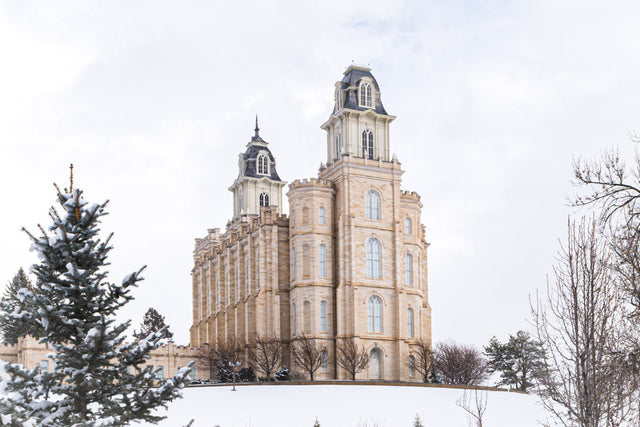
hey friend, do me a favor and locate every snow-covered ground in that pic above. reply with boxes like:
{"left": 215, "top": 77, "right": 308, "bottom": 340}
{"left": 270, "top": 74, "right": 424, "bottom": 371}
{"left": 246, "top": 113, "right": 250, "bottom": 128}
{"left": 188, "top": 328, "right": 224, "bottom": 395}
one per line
{"left": 138, "top": 383, "right": 547, "bottom": 427}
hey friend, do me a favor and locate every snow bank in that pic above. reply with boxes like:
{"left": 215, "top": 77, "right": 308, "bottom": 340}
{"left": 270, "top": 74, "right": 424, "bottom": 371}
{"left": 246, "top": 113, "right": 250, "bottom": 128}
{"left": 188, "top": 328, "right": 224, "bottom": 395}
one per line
{"left": 136, "top": 383, "right": 546, "bottom": 427}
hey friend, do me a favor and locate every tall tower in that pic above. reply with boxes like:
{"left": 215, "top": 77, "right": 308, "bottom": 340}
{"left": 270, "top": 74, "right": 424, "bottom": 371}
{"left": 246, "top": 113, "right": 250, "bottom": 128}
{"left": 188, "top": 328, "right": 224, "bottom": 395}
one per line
{"left": 316, "top": 64, "right": 431, "bottom": 381}
{"left": 228, "top": 118, "right": 286, "bottom": 221}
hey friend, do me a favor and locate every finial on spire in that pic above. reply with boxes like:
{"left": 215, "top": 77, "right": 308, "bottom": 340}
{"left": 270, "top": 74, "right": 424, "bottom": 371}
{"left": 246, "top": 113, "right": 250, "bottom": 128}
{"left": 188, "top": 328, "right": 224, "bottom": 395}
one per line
{"left": 254, "top": 115, "right": 260, "bottom": 138}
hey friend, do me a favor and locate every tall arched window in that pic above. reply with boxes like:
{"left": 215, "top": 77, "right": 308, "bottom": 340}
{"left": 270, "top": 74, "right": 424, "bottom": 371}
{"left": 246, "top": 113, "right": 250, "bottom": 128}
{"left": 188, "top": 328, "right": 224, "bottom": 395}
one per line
{"left": 292, "top": 303, "right": 297, "bottom": 334}
{"left": 291, "top": 247, "right": 296, "bottom": 280}
{"left": 370, "top": 347, "right": 382, "bottom": 379}
{"left": 367, "top": 296, "right": 382, "bottom": 332}
{"left": 320, "top": 300, "right": 327, "bottom": 332}
{"left": 361, "top": 130, "right": 374, "bottom": 159}
{"left": 318, "top": 206, "right": 326, "bottom": 224}
{"left": 336, "top": 88, "right": 343, "bottom": 110}
{"left": 257, "top": 154, "right": 269, "bottom": 175}
{"left": 404, "top": 217, "right": 412, "bottom": 234}
{"left": 365, "top": 190, "right": 381, "bottom": 220}
{"left": 319, "top": 244, "right": 327, "bottom": 278}
{"left": 409, "top": 355, "right": 415, "bottom": 377}
{"left": 335, "top": 133, "right": 341, "bottom": 159}
{"left": 321, "top": 350, "right": 329, "bottom": 372}
{"left": 366, "top": 238, "right": 382, "bottom": 279}
{"left": 259, "top": 192, "right": 270, "bottom": 207}
{"left": 407, "top": 307, "right": 414, "bottom": 338}
{"left": 303, "top": 300, "right": 311, "bottom": 333}
{"left": 405, "top": 253, "right": 413, "bottom": 285}
{"left": 360, "top": 82, "right": 372, "bottom": 108}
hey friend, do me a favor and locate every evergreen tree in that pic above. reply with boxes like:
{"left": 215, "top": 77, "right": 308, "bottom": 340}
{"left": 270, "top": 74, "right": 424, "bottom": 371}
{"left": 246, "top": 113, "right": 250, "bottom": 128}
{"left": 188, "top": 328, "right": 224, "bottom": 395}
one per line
{"left": 0, "top": 185, "right": 192, "bottom": 426}
{"left": 133, "top": 307, "right": 174, "bottom": 340}
{"left": 413, "top": 413, "right": 424, "bottom": 427}
{"left": 0, "top": 268, "right": 32, "bottom": 344}
{"left": 484, "top": 330, "right": 545, "bottom": 391}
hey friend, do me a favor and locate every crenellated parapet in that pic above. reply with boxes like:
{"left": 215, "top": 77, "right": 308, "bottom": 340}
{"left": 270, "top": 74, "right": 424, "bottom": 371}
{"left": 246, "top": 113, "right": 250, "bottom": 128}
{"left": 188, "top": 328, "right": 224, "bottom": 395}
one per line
{"left": 288, "top": 178, "right": 333, "bottom": 191}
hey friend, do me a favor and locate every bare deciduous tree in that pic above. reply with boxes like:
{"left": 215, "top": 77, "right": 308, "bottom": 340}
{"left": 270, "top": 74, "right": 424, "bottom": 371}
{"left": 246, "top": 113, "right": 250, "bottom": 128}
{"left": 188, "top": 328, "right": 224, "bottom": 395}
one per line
{"left": 408, "top": 339, "right": 433, "bottom": 383}
{"left": 456, "top": 388, "right": 488, "bottom": 427}
{"left": 196, "top": 338, "right": 244, "bottom": 382}
{"left": 532, "top": 218, "right": 639, "bottom": 425}
{"left": 291, "top": 334, "right": 325, "bottom": 381}
{"left": 433, "top": 341, "right": 487, "bottom": 386}
{"left": 247, "top": 336, "right": 282, "bottom": 381}
{"left": 336, "top": 338, "right": 369, "bottom": 380}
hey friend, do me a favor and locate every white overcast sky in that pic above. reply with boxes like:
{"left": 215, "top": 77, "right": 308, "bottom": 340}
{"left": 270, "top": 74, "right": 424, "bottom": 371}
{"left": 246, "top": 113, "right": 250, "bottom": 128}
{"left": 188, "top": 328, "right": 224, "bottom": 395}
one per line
{"left": 1, "top": 1, "right": 640, "bottom": 347}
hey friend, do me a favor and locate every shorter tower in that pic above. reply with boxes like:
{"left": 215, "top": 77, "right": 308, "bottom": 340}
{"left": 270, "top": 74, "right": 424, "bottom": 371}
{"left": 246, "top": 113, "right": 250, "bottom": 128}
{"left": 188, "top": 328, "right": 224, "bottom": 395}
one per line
{"left": 228, "top": 119, "right": 286, "bottom": 221}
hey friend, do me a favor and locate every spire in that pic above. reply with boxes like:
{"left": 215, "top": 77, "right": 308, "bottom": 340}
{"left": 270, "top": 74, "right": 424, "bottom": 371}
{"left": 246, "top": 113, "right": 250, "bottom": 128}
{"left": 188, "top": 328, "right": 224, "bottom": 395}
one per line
{"left": 251, "top": 115, "right": 265, "bottom": 143}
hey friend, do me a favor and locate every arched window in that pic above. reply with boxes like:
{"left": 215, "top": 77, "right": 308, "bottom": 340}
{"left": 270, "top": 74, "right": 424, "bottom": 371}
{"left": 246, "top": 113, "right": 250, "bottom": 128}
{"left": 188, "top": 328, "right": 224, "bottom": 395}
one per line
{"left": 292, "top": 303, "right": 297, "bottom": 334}
{"left": 320, "top": 300, "right": 328, "bottom": 332}
{"left": 409, "top": 355, "right": 415, "bottom": 377}
{"left": 407, "top": 307, "right": 414, "bottom": 338}
{"left": 367, "top": 296, "right": 382, "bottom": 332}
{"left": 190, "top": 366, "right": 197, "bottom": 380}
{"left": 404, "top": 217, "right": 412, "bottom": 234}
{"left": 257, "top": 154, "right": 269, "bottom": 175}
{"left": 291, "top": 247, "right": 296, "bottom": 280}
{"left": 365, "top": 190, "right": 380, "bottom": 220}
{"left": 319, "top": 244, "right": 327, "bottom": 278}
{"left": 361, "top": 130, "right": 374, "bottom": 159}
{"left": 370, "top": 347, "right": 382, "bottom": 379}
{"left": 366, "top": 238, "right": 382, "bottom": 279}
{"left": 259, "top": 192, "right": 270, "bottom": 207}
{"left": 335, "top": 133, "right": 341, "bottom": 159}
{"left": 39, "top": 360, "right": 49, "bottom": 373}
{"left": 303, "top": 244, "right": 310, "bottom": 278}
{"left": 405, "top": 253, "right": 413, "bottom": 285}
{"left": 336, "top": 88, "right": 343, "bottom": 110}
{"left": 360, "top": 82, "right": 372, "bottom": 108}
{"left": 318, "top": 206, "right": 326, "bottom": 224}
{"left": 156, "top": 366, "right": 164, "bottom": 379}
{"left": 321, "top": 350, "right": 329, "bottom": 372}
{"left": 303, "top": 300, "right": 311, "bottom": 333}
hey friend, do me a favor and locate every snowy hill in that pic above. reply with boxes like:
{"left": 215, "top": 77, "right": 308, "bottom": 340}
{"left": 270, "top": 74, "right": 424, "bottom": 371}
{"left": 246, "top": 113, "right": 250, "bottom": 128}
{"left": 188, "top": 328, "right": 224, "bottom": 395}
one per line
{"left": 137, "top": 383, "right": 546, "bottom": 427}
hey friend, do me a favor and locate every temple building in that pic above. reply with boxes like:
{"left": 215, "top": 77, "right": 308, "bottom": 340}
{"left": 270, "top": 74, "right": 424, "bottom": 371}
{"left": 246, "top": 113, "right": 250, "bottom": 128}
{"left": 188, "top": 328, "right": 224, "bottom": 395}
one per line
{"left": 190, "top": 65, "right": 432, "bottom": 381}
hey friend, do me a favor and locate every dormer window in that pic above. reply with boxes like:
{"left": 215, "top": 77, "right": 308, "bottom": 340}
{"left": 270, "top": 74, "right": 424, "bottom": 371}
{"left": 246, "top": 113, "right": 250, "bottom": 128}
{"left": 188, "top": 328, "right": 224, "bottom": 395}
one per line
{"left": 362, "top": 130, "right": 374, "bottom": 159}
{"left": 257, "top": 153, "right": 269, "bottom": 175}
{"left": 359, "top": 82, "right": 372, "bottom": 108}
{"left": 335, "top": 88, "right": 343, "bottom": 111}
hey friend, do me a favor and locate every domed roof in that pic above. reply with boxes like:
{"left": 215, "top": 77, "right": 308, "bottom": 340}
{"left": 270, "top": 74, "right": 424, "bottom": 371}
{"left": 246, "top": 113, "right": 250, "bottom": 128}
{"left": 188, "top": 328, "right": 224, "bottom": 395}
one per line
{"left": 239, "top": 118, "right": 282, "bottom": 181}
{"left": 336, "top": 65, "right": 389, "bottom": 115}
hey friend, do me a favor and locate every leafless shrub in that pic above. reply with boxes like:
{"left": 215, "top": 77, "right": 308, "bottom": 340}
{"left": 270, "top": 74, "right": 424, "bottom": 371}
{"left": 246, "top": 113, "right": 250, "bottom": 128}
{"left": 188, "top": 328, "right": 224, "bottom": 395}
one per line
{"left": 433, "top": 341, "right": 487, "bottom": 385}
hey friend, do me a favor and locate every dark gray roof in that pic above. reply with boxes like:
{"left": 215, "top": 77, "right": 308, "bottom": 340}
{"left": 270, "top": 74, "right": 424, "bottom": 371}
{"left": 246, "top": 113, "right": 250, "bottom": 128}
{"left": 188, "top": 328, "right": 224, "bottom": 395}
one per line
{"left": 335, "top": 66, "right": 388, "bottom": 115}
{"left": 239, "top": 121, "right": 282, "bottom": 181}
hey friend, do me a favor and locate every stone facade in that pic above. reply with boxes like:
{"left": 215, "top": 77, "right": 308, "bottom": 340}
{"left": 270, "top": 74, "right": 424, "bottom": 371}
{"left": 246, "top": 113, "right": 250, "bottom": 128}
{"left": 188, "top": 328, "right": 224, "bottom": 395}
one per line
{"left": 190, "top": 65, "right": 432, "bottom": 382}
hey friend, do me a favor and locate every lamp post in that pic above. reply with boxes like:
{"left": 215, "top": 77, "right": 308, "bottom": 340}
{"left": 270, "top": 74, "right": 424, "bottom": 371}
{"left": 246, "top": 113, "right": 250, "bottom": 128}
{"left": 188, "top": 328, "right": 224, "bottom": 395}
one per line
{"left": 229, "top": 361, "right": 241, "bottom": 391}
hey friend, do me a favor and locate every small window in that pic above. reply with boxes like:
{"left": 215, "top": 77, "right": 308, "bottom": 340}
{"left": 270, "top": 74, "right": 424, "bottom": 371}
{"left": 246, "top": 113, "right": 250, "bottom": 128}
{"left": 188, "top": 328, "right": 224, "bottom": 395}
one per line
{"left": 366, "top": 238, "right": 382, "bottom": 279}
{"left": 291, "top": 210, "right": 295, "bottom": 227}
{"left": 156, "top": 366, "right": 164, "bottom": 379}
{"left": 407, "top": 307, "right": 414, "bottom": 338}
{"left": 404, "top": 217, "right": 411, "bottom": 234}
{"left": 190, "top": 366, "right": 196, "bottom": 380}
{"left": 303, "top": 244, "right": 310, "bottom": 278}
{"left": 318, "top": 206, "right": 326, "bottom": 224}
{"left": 291, "top": 247, "right": 296, "bottom": 280}
{"left": 405, "top": 253, "right": 413, "bottom": 285}
{"left": 360, "top": 82, "right": 372, "bottom": 108}
{"left": 409, "top": 355, "right": 415, "bottom": 377}
{"left": 336, "top": 88, "right": 343, "bottom": 110}
{"left": 321, "top": 350, "right": 328, "bottom": 372}
{"left": 365, "top": 190, "right": 381, "bottom": 220}
{"left": 361, "top": 130, "right": 374, "bottom": 159}
{"left": 39, "top": 360, "right": 49, "bottom": 373}
{"left": 320, "top": 300, "right": 327, "bottom": 332}
{"left": 257, "top": 154, "right": 269, "bottom": 175}
{"left": 319, "top": 244, "right": 327, "bottom": 278}
{"left": 259, "top": 192, "right": 270, "bottom": 207}
{"left": 367, "top": 296, "right": 382, "bottom": 333}
{"left": 335, "top": 134, "right": 341, "bottom": 159}
{"left": 292, "top": 303, "right": 297, "bottom": 334}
